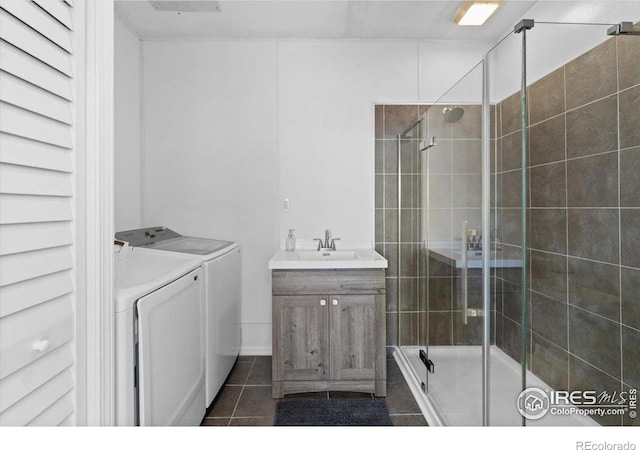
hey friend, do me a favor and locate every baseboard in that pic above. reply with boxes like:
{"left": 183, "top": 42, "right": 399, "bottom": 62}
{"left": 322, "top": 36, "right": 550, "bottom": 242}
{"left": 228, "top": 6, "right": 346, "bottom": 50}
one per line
{"left": 240, "top": 322, "right": 271, "bottom": 356}
{"left": 239, "top": 347, "right": 271, "bottom": 356}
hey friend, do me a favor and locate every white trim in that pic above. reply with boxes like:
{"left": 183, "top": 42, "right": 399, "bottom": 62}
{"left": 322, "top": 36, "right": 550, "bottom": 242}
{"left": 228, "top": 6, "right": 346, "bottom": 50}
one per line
{"left": 239, "top": 347, "right": 272, "bottom": 357}
{"left": 77, "top": 0, "right": 115, "bottom": 426}
{"left": 392, "top": 346, "right": 444, "bottom": 426}
{"left": 139, "top": 38, "right": 145, "bottom": 227}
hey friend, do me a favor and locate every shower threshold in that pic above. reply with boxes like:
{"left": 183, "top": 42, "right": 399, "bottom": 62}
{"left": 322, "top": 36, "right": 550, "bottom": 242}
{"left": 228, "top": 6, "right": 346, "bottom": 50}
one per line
{"left": 394, "top": 345, "right": 598, "bottom": 426}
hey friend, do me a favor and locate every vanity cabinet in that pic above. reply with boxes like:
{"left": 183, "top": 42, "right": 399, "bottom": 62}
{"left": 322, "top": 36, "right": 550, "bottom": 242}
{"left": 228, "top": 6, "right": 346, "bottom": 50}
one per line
{"left": 271, "top": 269, "right": 386, "bottom": 398}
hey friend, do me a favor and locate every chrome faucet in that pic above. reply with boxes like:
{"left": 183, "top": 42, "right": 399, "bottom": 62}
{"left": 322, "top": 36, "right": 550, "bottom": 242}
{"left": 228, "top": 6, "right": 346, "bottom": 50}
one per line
{"left": 466, "top": 229, "right": 482, "bottom": 251}
{"left": 468, "top": 234, "right": 482, "bottom": 250}
{"left": 314, "top": 229, "right": 340, "bottom": 251}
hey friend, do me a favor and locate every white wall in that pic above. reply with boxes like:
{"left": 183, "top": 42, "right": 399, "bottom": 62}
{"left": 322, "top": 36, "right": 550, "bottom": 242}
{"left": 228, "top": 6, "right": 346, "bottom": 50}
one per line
{"left": 142, "top": 41, "right": 279, "bottom": 353}
{"left": 419, "top": 41, "right": 487, "bottom": 104}
{"left": 278, "top": 41, "right": 416, "bottom": 248}
{"left": 140, "top": 39, "right": 487, "bottom": 353}
{"left": 114, "top": 18, "right": 142, "bottom": 231}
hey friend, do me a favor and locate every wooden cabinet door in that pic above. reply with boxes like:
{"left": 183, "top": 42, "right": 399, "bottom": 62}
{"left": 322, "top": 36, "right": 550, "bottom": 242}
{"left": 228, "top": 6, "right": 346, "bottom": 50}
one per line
{"left": 329, "top": 295, "right": 384, "bottom": 381}
{"left": 273, "top": 295, "right": 329, "bottom": 382}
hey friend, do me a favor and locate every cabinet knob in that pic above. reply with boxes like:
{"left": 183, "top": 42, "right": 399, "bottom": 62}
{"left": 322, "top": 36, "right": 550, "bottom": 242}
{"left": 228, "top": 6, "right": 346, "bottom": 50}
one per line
{"left": 33, "top": 339, "right": 50, "bottom": 352}
{"left": 320, "top": 299, "right": 327, "bottom": 306}
{"left": 332, "top": 299, "right": 338, "bottom": 306}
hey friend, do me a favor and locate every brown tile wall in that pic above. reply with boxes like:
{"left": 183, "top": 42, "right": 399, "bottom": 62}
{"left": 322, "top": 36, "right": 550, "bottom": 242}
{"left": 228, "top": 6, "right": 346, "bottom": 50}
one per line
{"left": 494, "top": 34, "right": 640, "bottom": 426}
{"left": 375, "top": 105, "right": 426, "bottom": 350}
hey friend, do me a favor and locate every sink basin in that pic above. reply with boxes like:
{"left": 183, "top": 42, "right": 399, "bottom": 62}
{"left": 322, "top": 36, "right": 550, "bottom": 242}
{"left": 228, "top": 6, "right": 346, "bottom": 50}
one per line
{"left": 268, "top": 248, "right": 388, "bottom": 269}
{"left": 297, "top": 250, "right": 356, "bottom": 260}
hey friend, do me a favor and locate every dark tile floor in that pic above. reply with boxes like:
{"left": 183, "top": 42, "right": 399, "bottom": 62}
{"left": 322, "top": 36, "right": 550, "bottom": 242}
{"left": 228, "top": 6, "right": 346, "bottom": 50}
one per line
{"left": 201, "top": 354, "right": 428, "bottom": 426}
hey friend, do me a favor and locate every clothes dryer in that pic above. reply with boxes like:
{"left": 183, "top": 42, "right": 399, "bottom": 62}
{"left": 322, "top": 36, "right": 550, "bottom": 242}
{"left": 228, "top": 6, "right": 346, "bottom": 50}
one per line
{"left": 116, "top": 227, "right": 241, "bottom": 406}
{"left": 114, "top": 245, "right": 205, "bottom": 425}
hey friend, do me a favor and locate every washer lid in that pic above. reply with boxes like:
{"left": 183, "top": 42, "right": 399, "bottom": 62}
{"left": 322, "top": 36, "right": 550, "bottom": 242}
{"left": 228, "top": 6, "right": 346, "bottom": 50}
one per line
{"left": 115, "top": 226, "right": 183, "bottom": 247}
{"left": 114, "top": 247, "right": 201, "bottom": 312}
{"left": 148, "top": 236, "right": 234, "bottom": 255}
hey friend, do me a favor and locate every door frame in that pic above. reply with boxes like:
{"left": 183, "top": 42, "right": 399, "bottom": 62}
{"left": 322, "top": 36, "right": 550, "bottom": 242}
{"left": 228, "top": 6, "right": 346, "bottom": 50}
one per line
{"left": 75, "top": 0, "right": 115, "bottom": 426}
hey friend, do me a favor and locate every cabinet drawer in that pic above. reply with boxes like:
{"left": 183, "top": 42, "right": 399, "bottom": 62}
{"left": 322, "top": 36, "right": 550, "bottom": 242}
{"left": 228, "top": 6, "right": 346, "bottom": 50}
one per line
{"left": 272, "top": 269, "right": 385, "bottom": 295}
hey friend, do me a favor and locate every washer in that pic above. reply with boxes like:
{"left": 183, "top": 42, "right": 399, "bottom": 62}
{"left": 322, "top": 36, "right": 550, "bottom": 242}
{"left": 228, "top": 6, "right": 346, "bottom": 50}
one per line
{"left": 116, "top": 227, "right": 241, "bottom": 407}
{"left": 114, "top": 246, "right": 205, "bottom": 426}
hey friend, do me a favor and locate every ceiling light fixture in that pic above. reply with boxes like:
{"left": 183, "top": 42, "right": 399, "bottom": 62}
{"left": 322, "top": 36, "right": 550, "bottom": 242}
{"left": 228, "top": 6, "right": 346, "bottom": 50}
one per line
{"left": 453, "top": 1, "right": 501, "bottom": 26}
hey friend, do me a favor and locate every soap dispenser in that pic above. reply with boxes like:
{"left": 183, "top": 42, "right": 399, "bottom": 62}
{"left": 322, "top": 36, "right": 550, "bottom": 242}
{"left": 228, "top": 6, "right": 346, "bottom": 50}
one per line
{"left": 286, "top": 229, "right": 296, "bottom": 251}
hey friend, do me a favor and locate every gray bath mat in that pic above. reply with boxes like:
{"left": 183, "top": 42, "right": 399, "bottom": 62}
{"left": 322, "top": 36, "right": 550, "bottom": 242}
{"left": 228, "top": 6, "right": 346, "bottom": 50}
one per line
{"left": 273, "top": 398, "right": 392, "bottom": 426}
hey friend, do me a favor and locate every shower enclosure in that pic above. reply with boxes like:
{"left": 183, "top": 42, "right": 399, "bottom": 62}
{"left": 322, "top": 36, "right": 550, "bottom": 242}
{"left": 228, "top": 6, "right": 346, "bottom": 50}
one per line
{"left": 381, "top": 19, "right": 640, "bottom": 426}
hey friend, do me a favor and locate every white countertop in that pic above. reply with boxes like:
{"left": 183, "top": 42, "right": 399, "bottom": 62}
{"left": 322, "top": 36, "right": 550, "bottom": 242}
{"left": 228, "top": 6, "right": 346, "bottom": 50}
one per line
{"left": 269, "top": 248, "right": 388, "bottom": 270}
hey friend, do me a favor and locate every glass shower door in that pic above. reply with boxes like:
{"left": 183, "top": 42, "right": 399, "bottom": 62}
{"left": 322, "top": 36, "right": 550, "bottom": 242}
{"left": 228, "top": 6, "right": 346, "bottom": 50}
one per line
{"left": 392, "top": 18, "right": 628, "bottom": 427}
{"left": 422, "top": 62, "right": 486, "bottom": 426}
{"left": 397, "top": 116, "right": 427, "bottom": 396}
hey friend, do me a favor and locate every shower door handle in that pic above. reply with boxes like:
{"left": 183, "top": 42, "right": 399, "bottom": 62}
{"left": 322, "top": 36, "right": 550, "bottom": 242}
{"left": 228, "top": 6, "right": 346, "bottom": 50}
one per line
{"left": 461, "top": 221, "right": 468, "bottom": 326}
{"left": 419, "top": 349, "right": 435, "bottom": 374}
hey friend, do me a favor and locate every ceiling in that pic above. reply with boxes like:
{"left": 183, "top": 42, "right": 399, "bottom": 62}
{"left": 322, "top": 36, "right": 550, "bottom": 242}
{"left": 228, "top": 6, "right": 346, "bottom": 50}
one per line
{"left": 115, "top": 1, "right": 538, "bottom": 42}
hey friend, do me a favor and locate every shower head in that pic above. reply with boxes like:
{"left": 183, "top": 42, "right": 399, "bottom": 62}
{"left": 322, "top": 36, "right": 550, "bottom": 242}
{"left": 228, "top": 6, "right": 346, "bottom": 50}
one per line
{"left": 442, "top": 106, "right": 465, "bottom": 123}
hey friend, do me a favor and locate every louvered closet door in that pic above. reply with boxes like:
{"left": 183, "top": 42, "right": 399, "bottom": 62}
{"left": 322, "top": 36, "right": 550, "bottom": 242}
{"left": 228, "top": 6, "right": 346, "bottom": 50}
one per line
{"left": 0, "top": 0, "right": 76, "bottom": 426}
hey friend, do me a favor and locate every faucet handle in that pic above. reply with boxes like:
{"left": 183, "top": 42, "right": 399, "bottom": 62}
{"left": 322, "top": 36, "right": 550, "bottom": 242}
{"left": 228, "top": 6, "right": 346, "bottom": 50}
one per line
{"left": 330, "top": 238, "right": 340, "bottom": 250}
{"left": 323, "top": 229, "right": 332, "bottom": 249}
{"left": 313, "top": 238, "right": 324, "bottom": 250}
